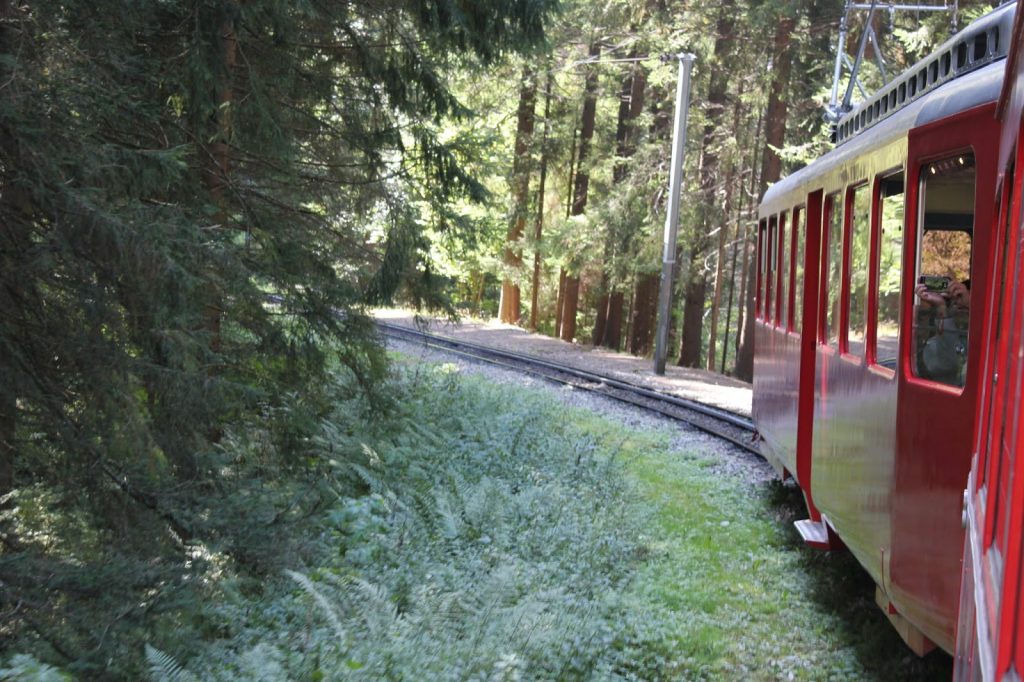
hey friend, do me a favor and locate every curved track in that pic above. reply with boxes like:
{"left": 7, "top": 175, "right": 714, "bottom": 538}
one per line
{"left": 379, "top": 321, "right": 759, "bottom": 455}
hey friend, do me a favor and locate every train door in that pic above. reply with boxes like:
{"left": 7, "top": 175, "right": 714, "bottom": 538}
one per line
{"left": 891, "top": 104, "right": 999, "bottom": 652}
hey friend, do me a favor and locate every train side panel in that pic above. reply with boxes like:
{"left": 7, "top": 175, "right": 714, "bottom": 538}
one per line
{"left": 889, "top": 103, "right": 999, "bottom": 653}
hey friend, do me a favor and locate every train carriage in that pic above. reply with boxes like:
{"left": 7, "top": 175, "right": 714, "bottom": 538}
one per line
{"left": 955, "top": 3, "right": 1024, "bottom": 678}
{"left": 753, "top": 3, "right": 1015, "bottom": 657}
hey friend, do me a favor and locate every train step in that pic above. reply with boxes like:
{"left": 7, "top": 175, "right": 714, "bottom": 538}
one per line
{"left": 794, "top": 518, "right": 845, "bottom": 551}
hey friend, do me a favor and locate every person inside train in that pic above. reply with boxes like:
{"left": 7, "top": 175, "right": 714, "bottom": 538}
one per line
{"left": 914, "top": 276, "right": 970, "bottom": 386}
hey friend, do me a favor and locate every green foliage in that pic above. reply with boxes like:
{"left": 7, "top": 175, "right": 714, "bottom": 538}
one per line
{"left": 0, "top": 654, "right": 70, "bottom": 682}
{"left": 0, "top": 0, "right": 560, "bottom": 673}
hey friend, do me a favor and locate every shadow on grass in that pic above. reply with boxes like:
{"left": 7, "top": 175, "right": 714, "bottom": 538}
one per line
{"left": 764, "top": 480, "right": 952, "bottom": 681}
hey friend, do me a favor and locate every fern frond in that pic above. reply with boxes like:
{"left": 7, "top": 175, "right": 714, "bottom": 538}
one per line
{"left": 145, "top": 644, "right": 197, "bottom": 682}
{"left": 286, "top": 569, "right": 349, "bottom": 643}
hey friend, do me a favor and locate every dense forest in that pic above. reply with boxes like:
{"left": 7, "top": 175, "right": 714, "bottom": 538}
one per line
{"left": 0, "top": 0, "right": 988, "bottom": 677}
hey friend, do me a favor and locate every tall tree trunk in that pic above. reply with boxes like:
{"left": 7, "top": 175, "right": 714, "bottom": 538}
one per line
{"left": 628, "top": 76, "right": 671, "bottom": 356}
{"left": 560, "top": 42, "right": 600, "bottom": 343}
{"left": 678, "top": 2, "right": 735, "bottom": 367}
{"left": 596, "top": 62, "right": 646, "bottom": 350}
{"left": 736, "top": 18, "right": 794, "bottom": 381}
{"left": 202, "top": 5, "right": 239, "bottom": 356}
{"left": 500, "top": 68, "right": 537, "bottom": 324}
{"left": 530, "top": 73, "right": 553, "bottom": 331}
{"left": 555, "top": 268, "right": 567, "bottom": 338}
{"left": 0, "top": 0, "right": 17, "bottom": 498}
{"left": 724, "top": 100, "right": 763, "bottom": 374}
{"left": 706, "top": 85, "right": 746, "bottom": 371}
{"left": 629, "top": 273, "right": 659, "bottom": 355}
{"left": 759, "top": 17, "right": 796, "bottom": 196}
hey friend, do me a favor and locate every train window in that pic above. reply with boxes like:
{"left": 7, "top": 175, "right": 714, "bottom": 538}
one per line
{"left": 766, "top": 216, "right": 777, "bottom": 323}
{"left": 929, "top": 61, "right": 938, "bottom": 84}
{"left": 957, "top": 42, "right": 969, "bottom": 70}
{"left": 909, "top": 78, "right": 917, "bottom": 98}
{"left": 757, "top": 219, "right": 766, "bottom": 319}
{"left": 918, "top": 69, "right": 926, "bottom": 92}
{"left": 941, "top": 52, "right": 951, "bottom": 78}
{"left": 777, "top": 212, "right": 789, "bottom": 327}
{"left": 875, "top": 172, "right": 905, "bottom": 371}
{"left": 911, "top": 153, "right": 975, "bottom": 387}
{"left": 899, "top": 83, "right": 906, "bottom": 104}
{"left": 792, "top": 207, "right": 805, "bottom": 333}
{"left": 847, "top": 185, "right": 870, "bottom": 356}
{"left": 974, "top": 32, "right": 987, "bottom": 62}
{"left": 823, "top": 192, "right": 843, "bottom": 345}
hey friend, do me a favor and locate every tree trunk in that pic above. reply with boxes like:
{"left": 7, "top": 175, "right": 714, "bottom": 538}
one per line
{"left": 628, "top": 75, "right": 670, "bottom": 357}
{"left": 201, "top": 5, "right": 239, "bottom": 356}
{"left": 500, "top": 68, "right": 537, "bottom": 324}
{"left": 530, "top": 74, "right": 553, "bottom": 331}
{"left": 596, "top": 62, "right": 647, "bottom": 350}
{"left": 560, "top": 42, "right": 601, "bottom": 342}
{"left": 734, "top": 249, "right": 757, "bottom": 381}
{"left": 0, "top": 0, "right": 21, "bottom": 497}
{"left": 555, "top": 268, "right": 567, "bottom": 338}
{"left": 706, "top": 87, "right": 746, "bottom": 372}
{"left": 723, "top": 101, "right": 762, "bottom": 374}
{"left": 736, "top": 17, "right": 794, "bottom": 381}
{"left": 629, "top": 273, "right": 659, "bottom": 355}
{"left": 759, "top": 17, "right": 796, "bottom": 195}
{"left": 592, "top": 293, "right": 609, "bottom": 346}
{"left": 678, "top": 3, "right": 735, "bottom": 368}
{"left": 560, "top": 276, "right": 581, "bottom": 342}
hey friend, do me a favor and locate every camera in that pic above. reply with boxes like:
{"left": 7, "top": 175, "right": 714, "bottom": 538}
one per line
{"left": 918, "top": 275, "right": 951, "bottom": 292}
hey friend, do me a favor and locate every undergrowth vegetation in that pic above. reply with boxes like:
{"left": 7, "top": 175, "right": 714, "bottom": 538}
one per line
{"left": 4, "top": 359, "right": 952, "bottom": 679}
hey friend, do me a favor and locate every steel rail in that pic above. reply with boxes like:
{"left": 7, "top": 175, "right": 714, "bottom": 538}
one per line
{"left": 379, "top": 322, "right": 759, "bottom": 455}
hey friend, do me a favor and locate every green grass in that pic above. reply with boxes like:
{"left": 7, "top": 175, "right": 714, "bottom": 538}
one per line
{"left": 132, "top": 361, "right": 952, "bottom": 680}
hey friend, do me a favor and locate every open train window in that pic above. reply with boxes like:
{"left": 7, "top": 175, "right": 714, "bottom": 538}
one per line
{"left": 822, "top": 193, "right": 843, "bottom": 345}
{"left": 791, "top": 207, "right": 805, "bottom": 333}
{"left": 777, "top": 211, "right": 789, "bottom": 328}
{"left": 846, "top": 184, "right": 870, "bottom": 357}
{"left": 874, "top": 171, "right": 905, "bottom": 372}
{"left": 911, "top": 153, "right": 975, "bottom": 387}
{"left": 756, "top": 219, "right": 766, "bottom": 319}
{"left": 766, "top": 215, "right": 777, "bottom": 324}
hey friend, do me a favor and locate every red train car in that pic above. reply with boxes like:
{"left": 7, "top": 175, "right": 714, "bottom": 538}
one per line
{"left": 954, "top": 4, "right": 1024, "bottom": 678}
{"left": 754, "top": 2, "right": 1015, "bottom": 657}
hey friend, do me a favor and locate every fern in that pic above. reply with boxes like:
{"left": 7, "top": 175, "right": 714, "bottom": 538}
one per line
{"left": 144, "top": 645, "right": 197, "bottom": 682}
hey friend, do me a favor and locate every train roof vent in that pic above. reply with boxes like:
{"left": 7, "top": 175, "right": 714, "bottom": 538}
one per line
{"left": 833, "top": 4, "right": 1015, "bottom": 146}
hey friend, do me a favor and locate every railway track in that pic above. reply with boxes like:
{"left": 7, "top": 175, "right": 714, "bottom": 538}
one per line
{"left": 378, "top": 321, "right": 760, "bottom": 455}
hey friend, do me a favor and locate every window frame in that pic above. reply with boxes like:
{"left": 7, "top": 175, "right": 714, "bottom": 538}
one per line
{"left": 820, "top": 192, "right": 844, "bottom": 346}
{"left": 868, "top": 168, "right": 906, "bottom": 378}
{"left": 776, "top": 211, "right": 789, "bottom": 329}
{"left": 842, "top": 181, "right": 871, "bottom": 359}
{"left": 789, "top": 206, "right": 805, "bottom": 334}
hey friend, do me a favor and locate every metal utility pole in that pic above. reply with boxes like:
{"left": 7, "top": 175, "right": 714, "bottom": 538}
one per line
{"left": 825, "top": 0, "right": 958, "bottom": 125}
{"left": 654, "top": 53, "right": 696, "bottom": 375}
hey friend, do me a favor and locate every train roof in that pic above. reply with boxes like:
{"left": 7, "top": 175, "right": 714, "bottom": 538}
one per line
{"left": 761, "top": 2, "right": 1015, "bottom": 212}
